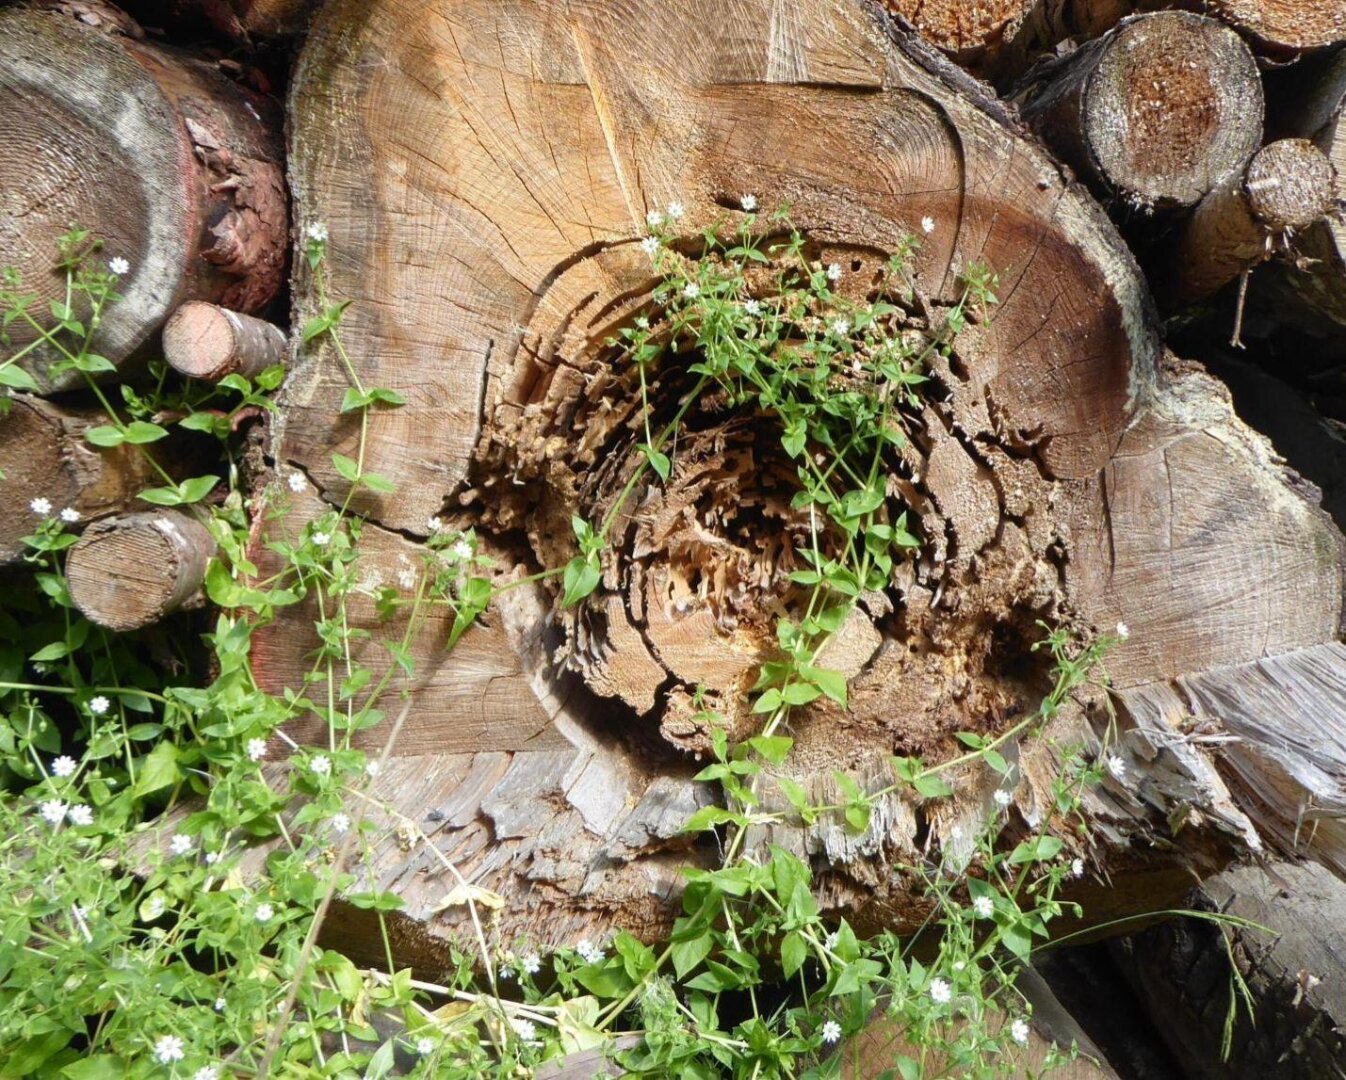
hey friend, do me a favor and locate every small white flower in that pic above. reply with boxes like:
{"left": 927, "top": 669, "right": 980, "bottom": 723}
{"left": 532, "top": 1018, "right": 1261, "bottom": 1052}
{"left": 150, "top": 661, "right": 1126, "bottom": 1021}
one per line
{"left": 144, "top": 894, "right": 166, "bottom": 919}
{"left": 1105, "top": 753, "right": 1126, "bottom": 781}
{"left": 68, "top": 804, "right": 93, "bottom": 826}
{"left": 1116, "top": 621, "right": 1130, "bottom": 640}
{"left": 921, "top": 216, "right": 936, "bottom": 235}
{"left": 330, "top": 812, "right": 351, "bottom": 835}
{"left": 576, "top": 938, "right": 605, "bottom": 964}
{"left": 682, "top": 282, "right": 699, "bottom": 300}
{"left": 287, "top": 471, "right": 307, "bottom": 493}
{"left": 214, "top": 997, "right": 226, "bottom": 1012}
{"left": 194, "top": 1067, "right": 220, "bottom": 1080}
{"left": 993, "top": 788, "right": 1013, "bottom": 809}
{"left": 306, "top": 222, "right": 329, "bottom": 243}
{"left": 246, "top": 737, "right": 268, "bottom": 762}
{"left": 830, "top": 318, "right": 850, "bottom": 336}
{"left": 741, "top": 194, "right": 757, "bottom": 211}
{"left": 820, "top": 1019, "right": 842, "bottom": 1044}
{"left": 1010, "top": 1017, "right": 1030, "bottom": 1046}
{"left": 39, "top": 800, "right": 66, "bottom": 826}
{"left": 645, "top": 209, "right": 663, "bottom": 228}
{"left": 310, "top": 755, "right": 332, "bottom": 777}
{"left": 1069, "top": 857, "right": 1085, "bottom": 879}
{"left": 952, "top": 960, "right": 966, "bottom": 972}
{"left": 826, "top": 262, "right": 842, "bottom": 282}
{"left": 425, "top": 517, "right": 443, "bottom": 535}
{"left": 666, "top": 201, "right": 685, "bottom": 220}
{"left": 973, "top": 895, "right": 994, "bottom": 919}
{"left": 51, "top": 755, "right": 77, "bottom": 778}
{"left": 451, "top": 539, "right": 473, "bottom": 561}
{"left": 311, "top": 531, "right": 330, "bottom": 547}
{"left": 743, "top": 298, "right": 761, "bottom": 316}
{"left": 498, "top": 964, "right": 515, "bottom": 981}
{"left": 640, "top": 236, "right": 660, "bottom": 257}
{"left": 59, "top": 507, "right": 80, "bottom": 523}
{"left": 152, "top": 1035, "right": 185, "bottom": 1063}
{"left": 30, "top": 497, "right": 51, "bottom": 516}
{"left": 521, "top": 952, "right": 542, "bottom": 975}
{"left": 396, "top": 567, "right": 416, "bottom": 590}
{"left": 31, "top": 662, "right": 47, "bottom": 675}
{"left": 416, "top": 1036, "right": 436, "bottom": 1055}
{"left": 929, "top": 977, "right": 952, "bottom": 1004}
{"left": 366, "top": 760, "right": 381, "bottom": 778}
{"left": 255, "top": 902, "right": 274, "bottom": 923}
{"left": 511, "top": 1017, "right": 537, "bottom": 1041}
{"left": 950, "top": 825, "right": 964, "bottom": 840}
{"left": 108, "top": 257, "right": 130, "bottom": 276}
{"left": 824, "top": 931, "right": 840, "bottom": 950}
{"left": 205, "top": 851, "right": 221, "bottom": 866}
{"left": 88, "top": 696, "right": 110, "bottom": 716}
{"left": 169, "top": 833, "right": 193, "bottom": 856}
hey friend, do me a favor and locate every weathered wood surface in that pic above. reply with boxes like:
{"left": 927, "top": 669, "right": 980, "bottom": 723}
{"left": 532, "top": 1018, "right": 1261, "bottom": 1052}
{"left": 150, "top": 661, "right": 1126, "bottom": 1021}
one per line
{"left": 66, "top": 510, "right": 216, "bottom": 631}
{"left": 1113, "top": 860, "right": 1346, "bottom": 1079}
{"left": 0, "top": 3, "right": 286, "bottom": 392}
{"left": 1016, "top": 12, "right": 1263, "bottom": 212}
{"left": 231, "top": 0, "right": 1346, "bottom": 969}
{"left": 0, "top": 395, "right": 163, "bottom": 565}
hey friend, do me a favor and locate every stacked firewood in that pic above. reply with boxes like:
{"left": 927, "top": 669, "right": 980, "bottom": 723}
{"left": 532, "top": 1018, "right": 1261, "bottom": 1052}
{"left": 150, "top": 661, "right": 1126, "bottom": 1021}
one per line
{"left": 7, "top": 0, "right": 1346, "bottom": 1074}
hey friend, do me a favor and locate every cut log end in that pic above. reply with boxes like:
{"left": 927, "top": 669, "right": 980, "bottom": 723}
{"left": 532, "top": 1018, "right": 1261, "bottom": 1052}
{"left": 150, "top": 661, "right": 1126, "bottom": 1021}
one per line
{"left": 1021, "top": 12, "right": 1263, "bottom": 210}
{"left": 1244, "top": 138, "right": 1338, "bottom": 232}
{"left": 884, "top": 0, "right": 1034, "bottom": 60}
{"left": 162, "top": 302, "right": 287, "bottom": 381}
{"left": 67, "top": 510, "right": 216, "bottom": 631}
{"left": 1209, "top": 0, "right": 1346, "bottom": 54}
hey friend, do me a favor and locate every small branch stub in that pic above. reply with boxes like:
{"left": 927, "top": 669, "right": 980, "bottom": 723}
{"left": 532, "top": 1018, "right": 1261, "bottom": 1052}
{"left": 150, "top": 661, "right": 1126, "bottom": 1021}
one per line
{"left": 66, "top": 510, "right": 216, "bottom": 631}
{"left": 1017, "top": 12, "right": 1263, "bottom": 211}
{"left": 1155, "top": 139, "right": 1338, "bottom": 309}
{"left": 163, "top": 302, "right": 287, "bottom": 381}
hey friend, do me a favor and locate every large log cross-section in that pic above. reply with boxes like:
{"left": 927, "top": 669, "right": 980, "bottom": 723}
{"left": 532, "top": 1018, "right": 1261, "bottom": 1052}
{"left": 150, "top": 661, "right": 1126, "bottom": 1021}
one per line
{"left": 257, "top": 0, "right": 1346, "bottom": 968}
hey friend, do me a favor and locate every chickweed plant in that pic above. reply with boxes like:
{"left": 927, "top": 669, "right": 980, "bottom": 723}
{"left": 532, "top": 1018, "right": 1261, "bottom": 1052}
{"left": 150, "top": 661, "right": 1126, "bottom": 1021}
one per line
{"left": 0, "top": 218, "right": 1261, "bottom": 1078}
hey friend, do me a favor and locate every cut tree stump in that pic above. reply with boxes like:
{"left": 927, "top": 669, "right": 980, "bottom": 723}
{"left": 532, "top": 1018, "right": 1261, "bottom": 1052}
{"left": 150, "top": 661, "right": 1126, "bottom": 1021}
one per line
{"left": 1112, "top": 859, "right": 1346, "bottom": 1079}
{"left": 66, "top": 510, "right": 216, "bottom": 631}
{"left": 163, "top": 302, "right": 287, "bottom": 382}
{"left": 0, "top": 395, "right": 165, "bottom": 565}
{"left": 1153, "top": 138, "right": 1338, "bottom": 310}
{"left": 1016, "top": 12, "right": 1263, "bottom": 212}
{"left": 0, "top": 3, "right": 286, "bottom": 393}
{"left": 219, "top": 0, "right": 1346, "bottom": 970}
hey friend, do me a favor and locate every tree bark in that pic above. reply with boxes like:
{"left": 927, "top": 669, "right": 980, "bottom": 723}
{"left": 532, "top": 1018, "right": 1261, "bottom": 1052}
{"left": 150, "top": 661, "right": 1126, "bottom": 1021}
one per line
{"left": 0, "top": 3, "right": 287, "bottom": 393}
{"left": 1111, "top": 860, "right": 1346, "bottom": 1079}
{"left": 66, "top": 510, "right": 216, "bottom": 631}
{"left": 221, "top": 0, "right": 1346, "bottom": 971}
{"left": 163, "top": 302, "right": 287, "bottom": 382}
{"left": 1152, "top": 139, "right": 1337, "bottom": 311}
{"left": 0, "top": 395, "right": 163, "bottom": 565}
{"left": 1016, "top": 12, "right": 1263, "bottom": 213}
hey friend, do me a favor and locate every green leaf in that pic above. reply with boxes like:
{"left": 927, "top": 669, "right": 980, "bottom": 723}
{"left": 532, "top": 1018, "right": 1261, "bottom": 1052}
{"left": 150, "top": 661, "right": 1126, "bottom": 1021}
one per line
{"left": 331, "top": 453, "right": 360, "bottom": 482}
{"left": 177, "top": 475, "right": 219, "bottom": 504}
{"left": 133, "top": 741, "right": 179, "bottom": 796}
{"left": 780, "top": 931, "right": 808, "bottom": 978}
{"left": 0, "top": 364, "right": 38, "bottom": 391}
{"left": 671, "top": 931, "right": 715, "bottom": 979}
{"left": 340, "top": 387, "right": 370, "bottom": 413}
{"left": 29, "top": 641, "right": 71, "bottom": 662}
{"left": 681, "top": 806, "right": 744, "bottom": 834}
{"left": 62, "top": 1057, "right": 127, "bottom": 1080}
{"left": 138, "top": 485, "right": 183, "bottom": 506}
{"left": 912, "top": 773, "right": 954, "bottom": 799}
{"left": 804, "top": 665, "right": 848, "bottom": 707}
{"left": 361, "top": 472, "right": 396, "bottom": 494}
{"left": 746, "top": 734, "right": 793, "bottom": 765}
{"left": 642, "top": 445, "right": 671, "bottom": 481}
{"left": 561, "top": 556, "right": 600, "bottom": 607}
{"left": 122, "top": 421, "right": 168, "bottom": 444}
{"left": 363, "top": 1040, "right": 396, "bottom": 1080}
{"left": 84, "top": 425, "right": 125, "bottom": 448}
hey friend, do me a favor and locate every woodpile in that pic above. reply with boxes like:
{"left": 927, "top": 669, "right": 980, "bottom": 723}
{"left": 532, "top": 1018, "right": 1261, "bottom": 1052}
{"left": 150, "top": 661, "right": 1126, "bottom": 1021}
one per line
{"left": 6, "top": 0, "right": 1346, "bottom": 1073}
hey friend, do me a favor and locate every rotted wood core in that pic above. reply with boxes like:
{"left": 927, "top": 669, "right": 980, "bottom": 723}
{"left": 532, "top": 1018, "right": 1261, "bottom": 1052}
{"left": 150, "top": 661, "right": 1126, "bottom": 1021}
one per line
{"left": 1155, "top": 138, "right": 1338, "bottom": 309}
{"left": 0, "top": 4, "right": 286, "bottom": 392}
{"left": 1018, "top": 12, "right": 1263, "bottom": 211}
{"left": 472, "top": 237, "right": 1072, "bottom": 764}
{"left": 163, "top": 301, "right": 287, "bottom": 381}
{"left": 884, "top": 0, "right": 1035, "bottom": 62}
{"left": 66, "top": 510, "right": 216, "bottom": 632}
